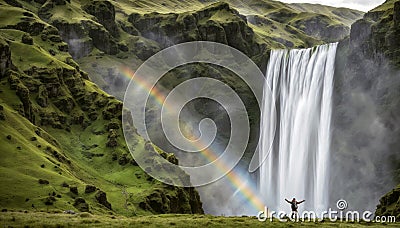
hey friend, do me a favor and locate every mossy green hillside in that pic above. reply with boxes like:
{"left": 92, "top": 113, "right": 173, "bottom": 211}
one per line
{"left": 0, "top": 1, "right": 203, "bottom": 215}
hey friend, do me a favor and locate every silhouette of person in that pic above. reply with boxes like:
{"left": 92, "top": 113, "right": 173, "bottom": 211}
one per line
{"left": 285, "top": 198, "right": 305, "bottom": 220}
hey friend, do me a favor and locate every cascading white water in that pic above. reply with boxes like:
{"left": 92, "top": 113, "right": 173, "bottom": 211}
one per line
{"left": 259, "top": 43, "right": 338, "bottom": 216}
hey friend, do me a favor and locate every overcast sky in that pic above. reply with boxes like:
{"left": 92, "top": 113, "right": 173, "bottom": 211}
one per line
{"left": 279, "top": 0, "right": 386, "bottom": 12}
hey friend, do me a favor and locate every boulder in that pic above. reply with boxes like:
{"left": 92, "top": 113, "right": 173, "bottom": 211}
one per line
{"left": 21, "top": 33, "right": 33, "bottom": 45}
{"left": 95, "top": 190, "right": 112, "bottom": 210}
{"left": 69, "top": 186, "right": 78, "bottom": 194}
{"left": 38, "top": 179, "right": 49, "bottom": 184}
{"left": 73, "top": 197, "right": 89, "bottom": 212}
{"left": 84, "top": 185, "right": 97, "bottom": 193}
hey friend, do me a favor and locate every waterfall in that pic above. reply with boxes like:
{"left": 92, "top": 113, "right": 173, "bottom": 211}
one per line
{"left": 259, "top": 43, "right": 338, "bottom": 216}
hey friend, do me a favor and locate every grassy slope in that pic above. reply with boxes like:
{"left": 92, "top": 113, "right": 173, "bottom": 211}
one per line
{"left": 0, "top": 212, "right": 399, "bottom": 227}
{"left": 0, "top": 0, "right": 200, "bottom": 216}
{"left": 0, "top": 42, "right": 156, "bottom": 215}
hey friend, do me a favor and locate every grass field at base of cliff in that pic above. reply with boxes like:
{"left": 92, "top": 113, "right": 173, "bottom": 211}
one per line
{"left": 0, "top": 212, "right": 398, "bottom": 228}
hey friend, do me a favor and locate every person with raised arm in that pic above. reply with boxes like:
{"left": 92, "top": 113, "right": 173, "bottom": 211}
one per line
{"left": 285, "top": 198, "right": 305, "bottom": 220}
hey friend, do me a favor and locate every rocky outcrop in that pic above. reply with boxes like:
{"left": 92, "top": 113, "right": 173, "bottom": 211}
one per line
{"left": 81, "top": 20, "right": 118, "bottom": 55}
{"left": 354, "top": 1, "right": 400, "bottom": 66}
{"left": 73, "top": 197, "right": 90, "bottom": 212}
{"left": 38, "top": 1, "right": 119, "bottom": 59}
{"left": 51, "top": 18, "right": 119, "bottom": 58}
{"left": 139, "top": 187, "right": 203, "bottom": 214}
{"left": 84, "top": 185, "right": 97, "bottom": 193}
{"left": 21, "top": 33, "right": 33, "bottom": 45}
{"left": 38, "top": 0, "right": 70, "bottom": 20}
{"left": 128, "top": 2, "right": 264, "bottom": 57}
{"left": 51, "top": 20, "right": 93, "bottom": 59}
{"left": 3, "top": 17, "right": 45, "bottom": 36}
{"left": 95, "top": 190, "right": 112, "bottom": 210}
{"left": 82, "top": 0, "right": 119, "bottom": 38}
{"left": 375, "top": 185, "right": 400, "bottom": 220}
{"left": 290, "top": 14, "right": 349, "bottom": 42}
{"left": 349, "top": 19, "right": 373, "bottom": 48}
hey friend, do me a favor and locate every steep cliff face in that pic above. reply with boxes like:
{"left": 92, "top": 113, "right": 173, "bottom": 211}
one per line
{"left": 331, "top": 0, "right": 400, "bottom": 214}
{"left": 128, "top": 2, "right": 263, "bottom": 57}
{"left": 0, "top": 1, "right": 203, "bottom": 215}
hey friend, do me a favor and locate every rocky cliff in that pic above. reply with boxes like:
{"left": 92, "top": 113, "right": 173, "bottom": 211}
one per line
{"left": 331, "top": 0, "right": 400, "bottom": 215}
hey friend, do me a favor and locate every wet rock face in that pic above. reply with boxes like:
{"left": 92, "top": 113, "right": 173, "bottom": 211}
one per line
{"left": 350, "top": 19, "right": 373, "bottom": 48}
{"left": 356, "top": 3, "right": 400, "bottom": 66}
{"left": 51, "top": 20, "right": 93, "bottom": 59}
{"left": 331, "top": 1, "right": 400, "bottom": 212}
{"left": 82, "top": 20, "right": 118, "bottom": 55}
{"left": 52, "top": 19, "right": 118, "bottom": 58}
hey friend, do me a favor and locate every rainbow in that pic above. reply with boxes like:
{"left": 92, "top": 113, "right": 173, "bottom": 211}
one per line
{"left": 121, "top": 67, "right": 267, "bottom": 213}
